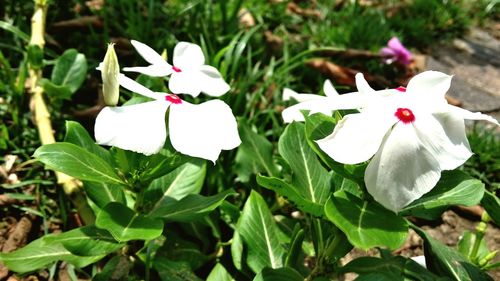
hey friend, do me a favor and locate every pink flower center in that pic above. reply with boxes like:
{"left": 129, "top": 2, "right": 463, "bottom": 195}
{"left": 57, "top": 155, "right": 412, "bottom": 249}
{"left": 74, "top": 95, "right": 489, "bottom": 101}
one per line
{"left": 396, "top": 86, "right": 406, "bottom": 92}
{"left": 395, "top": 108, "right": 415, "bottom": 124}
{"left": 172, "top": 66, "right": 182, "bottom": 73}
{"left": 165, "top": 94, "right": 182, "bottom": 104}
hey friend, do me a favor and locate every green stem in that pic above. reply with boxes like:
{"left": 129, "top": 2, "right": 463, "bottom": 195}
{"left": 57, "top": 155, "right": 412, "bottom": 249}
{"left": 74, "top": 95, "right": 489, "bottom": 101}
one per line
{"left": 470, "top": 212, "right": 489, "bottom": 263}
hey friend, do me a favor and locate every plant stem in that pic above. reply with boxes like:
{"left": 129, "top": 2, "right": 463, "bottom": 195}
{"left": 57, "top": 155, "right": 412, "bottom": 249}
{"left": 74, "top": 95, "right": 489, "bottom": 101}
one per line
{"left": 28, "top": 0, "right": 95, "bottom": 224}
{"left": 470, "top": 211, "right": 489, "bottom": 263}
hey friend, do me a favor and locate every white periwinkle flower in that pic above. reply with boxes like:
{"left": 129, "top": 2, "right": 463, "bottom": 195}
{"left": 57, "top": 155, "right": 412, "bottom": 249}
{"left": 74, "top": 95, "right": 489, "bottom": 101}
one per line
{"left": 123, "top": 40, "right": 229, "bottom": 97}
{"left": 94, "top": 76, "right": 241, "bottom": 162}
{"left": 314, "top": 71, "right": 498, "bottom": 212}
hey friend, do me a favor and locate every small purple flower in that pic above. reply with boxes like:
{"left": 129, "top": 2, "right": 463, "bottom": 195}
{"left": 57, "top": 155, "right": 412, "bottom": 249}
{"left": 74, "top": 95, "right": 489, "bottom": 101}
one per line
{"left": 380, "top": 37, "right": 412, "bottom": 65}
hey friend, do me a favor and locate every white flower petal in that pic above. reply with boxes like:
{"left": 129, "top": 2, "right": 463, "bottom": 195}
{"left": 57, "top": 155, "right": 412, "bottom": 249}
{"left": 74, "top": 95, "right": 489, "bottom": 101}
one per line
{"left": 168, "top": 71, "right": 202, "bottom": 97}
{"left": 130, "top": 40, "right": 168, "bottom": 66}
{"left": 414, "top": 113, "right": 472, "bottom": 170}
{"left": 365, "top": 123, "right": 442, "bottom": 212}
{"left": 446, "top": 105, "right": 499, "bottom": 125}
{"left": 355, "top": 73, "right": 376, "bottom": 94}
{"left": 169, "top": 100, "right": 241, "bottom": 162}
{"left": 323, "top": 79, "right": 339, "bottom": 97}
{"left": 95, "top": 101, "right": 169, "bottom": 155}
{"left": 122, "top": 65, "right": 173, "bottom": 77}
{"left": 118, "top": 74, "right": 162, "bottom": 100}
{"left": 197, "top": 65, "right": 230, "bottom": 97}
{"left": 173, "top": 42, "right": 205, "bottom": 69}
{"left": 282, "top": 88, "right": 326, "bottom": 103}
{"left": 406, "top": 71, "right": 452, "bottom": 102}
{"left": 317, "top": 111, "right": 397, "bottom": 164}
{"left": 282, "top": 98, "right": 336, "bottom": 123}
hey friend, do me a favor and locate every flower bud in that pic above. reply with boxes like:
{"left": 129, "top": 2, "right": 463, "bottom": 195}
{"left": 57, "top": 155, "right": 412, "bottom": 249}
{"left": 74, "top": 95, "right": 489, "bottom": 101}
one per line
{"left": 101, "top": 43, "right": 120, "bottom": 106}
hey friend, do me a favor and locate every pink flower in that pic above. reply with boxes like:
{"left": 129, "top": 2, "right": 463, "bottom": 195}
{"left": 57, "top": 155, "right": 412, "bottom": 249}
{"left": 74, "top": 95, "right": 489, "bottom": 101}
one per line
{"left": 380, "top": 37, "right": 412, "bottom": 65}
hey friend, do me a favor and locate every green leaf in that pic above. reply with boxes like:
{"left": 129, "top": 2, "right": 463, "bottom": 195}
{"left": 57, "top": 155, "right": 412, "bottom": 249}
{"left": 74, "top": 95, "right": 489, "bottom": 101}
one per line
{"left": 64, "top": 121, "right": 112, "bottom": 164}
{"left": 401, "top": 171, "right": 485, "bottom": 219}
{"left": 51, "top": 49, "right": 87, "bottom": 93}
{"left": 413, "top": 226, "right": 493, "bottom": 281}
{"left": 257, "top": 175, "right": 323, "bottom": 217}
{"left": 238, "top": 190, "right": 285, "bottom": 273}
{"left": 0, "top": 20, "right": 30, "bottom": 41}
{"left": 95, "top": 202, "right": 163, "bottom": 242}
{"left": 43, "top": 225, "right": 123, "bottom": 256}
{"left": 235, "top": 121, "right": 279, "bottom": 182}
{"left": 154, "top": 257, "right": 202, "bottom": 281}
{"left": 231, "top": 230, "right": 244, "bottom": 271}
{"left": 457, "top": 231, "right": 489, "bottom": 262}
{"left": 284, "top": 226, "right": 305, "bottom": 269}
{"left": 39, "top": 79, "right": 72, "bottom": 99}
{"left": 144, "top": 159, "right": 206, "bottom": 212}
{"left": 481, "top": 191, "right": 500, "bottom": 226}
{"left": 324, "top": 191, "right": 408, "bottom": 250}
{"left": 0, "top": 234, "right": 103, "bottom": 273}
{"left": 148, "top": 189, "right": 236, "bottom": 221}
{"left": 207, "top": 263, "right": 234, "bottom": 281}
{"left": 34, "top": 142, "right": 124, "bottom": 185}
{"left": 340, "top": 256, "right": 444, "bottom": 281}
{"left": 93, "top": 256, "right": 131, "bottom": 281}
{"left": 253, "top": 267, "right": 304, "bottom": 281}
{"left": 84, "top": 181, "right": 126, "bottom": 208}
{"left": 278, "top": 122, "right": 331, "bottom": 205}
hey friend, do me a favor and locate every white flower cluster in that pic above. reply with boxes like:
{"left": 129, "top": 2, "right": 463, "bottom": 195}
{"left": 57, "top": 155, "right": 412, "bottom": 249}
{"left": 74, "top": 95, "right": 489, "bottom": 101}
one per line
{"left": 95, "top": 40, "right": 241, "bottom": 163}
{"left": 283, "top": 71, "right": 498, "bottom": 212}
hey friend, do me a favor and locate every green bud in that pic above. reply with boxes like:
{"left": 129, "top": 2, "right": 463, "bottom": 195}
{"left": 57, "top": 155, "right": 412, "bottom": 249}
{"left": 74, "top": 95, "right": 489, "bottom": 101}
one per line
{"left": 101, "top": 43, "right": 120, "bottom": 106}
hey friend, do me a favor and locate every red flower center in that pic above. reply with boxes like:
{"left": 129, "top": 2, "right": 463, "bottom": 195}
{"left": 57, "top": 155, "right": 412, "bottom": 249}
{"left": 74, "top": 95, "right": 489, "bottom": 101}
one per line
{"left": 165, "top": 94, "right": 182, "bottom": 104}
{"left": 172, "top": 66, "right": 182, "bottom": 73}
{"left": 396, "top": 86, "right": 406, "bottom": 92}
{"left": 395, "top": 108, "right": 415, "bottom": 124}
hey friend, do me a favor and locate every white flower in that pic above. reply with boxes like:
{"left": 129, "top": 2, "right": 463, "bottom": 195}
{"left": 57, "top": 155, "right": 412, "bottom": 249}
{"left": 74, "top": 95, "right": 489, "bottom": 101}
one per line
{"left": 94, "top": 75, "right": 241, "bottom": 162}
{"left": 123, "top": 40, "right": 230, "bottom": 98}
{"left": 282, "top": 79, "right": 397, "bottom": 123}
{"left": 314, "top": 71, "right": 498, "bottom": 212}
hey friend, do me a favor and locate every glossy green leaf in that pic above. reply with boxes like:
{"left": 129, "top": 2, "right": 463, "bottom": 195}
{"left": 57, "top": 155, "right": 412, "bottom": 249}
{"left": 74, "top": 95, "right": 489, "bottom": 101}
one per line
{"left": 257, "top": 175, "right": 323, "bottom": 217}
{"left": 207, "top": 263, "right": 234, "bottom": 281}
{"left": 51, "top": 49, "right": 87, "bottom": 93}
{"left": 324, "top": 191, "right": 408, "bottom": 250}
{"left": 413, "top": 226, "right": 493, "bottom": 281}
{"left": 340, "top": 256, "right": 443, "bottom": 281}
{"left": 278, "top": 122, "right": 331, "bottom": 205}
{"left": 253, "top": 267, "right": 304, "bottom": 281}
{"left": 96, "top": 202, "right": 163, "bottom": 242}
{"left": 284, "top": 226, "right": 305, "bottom": 269}
{"left": 43, "top": 225, "right": 123, "bottom": 256}
{"left": 83, "top": 181, "right": 126, "bottom": 208}
{"left": 144, "top": 159, "right": 206, "bottom": 212}
{"left": 149, "top": 189, "right": 236, "bottom": 221}
{"left": 238, "top": 190, "right": 285, "bottom": 273}
{"left": 231, "top": 230, "right": 244, "bottom": 271}
{"left": 401, "top": 171, "right": 485, "bottom": 219}
{"left": 0, "top": 234, "right": 103, "bottom": 273}
{"left": 235, "top": 121, "right": 279, "bottom": 182}
{"left": 34, "top": 142, "right": 124, "bottom": 184}
{"left": 40, "top": 79, "right": 72, "bottom": 99}
{"left": 64, "top": 121, "right": 112, "bottom": 164}
{"left": 481, "top": 191, "right": 500, "bottom": 226}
